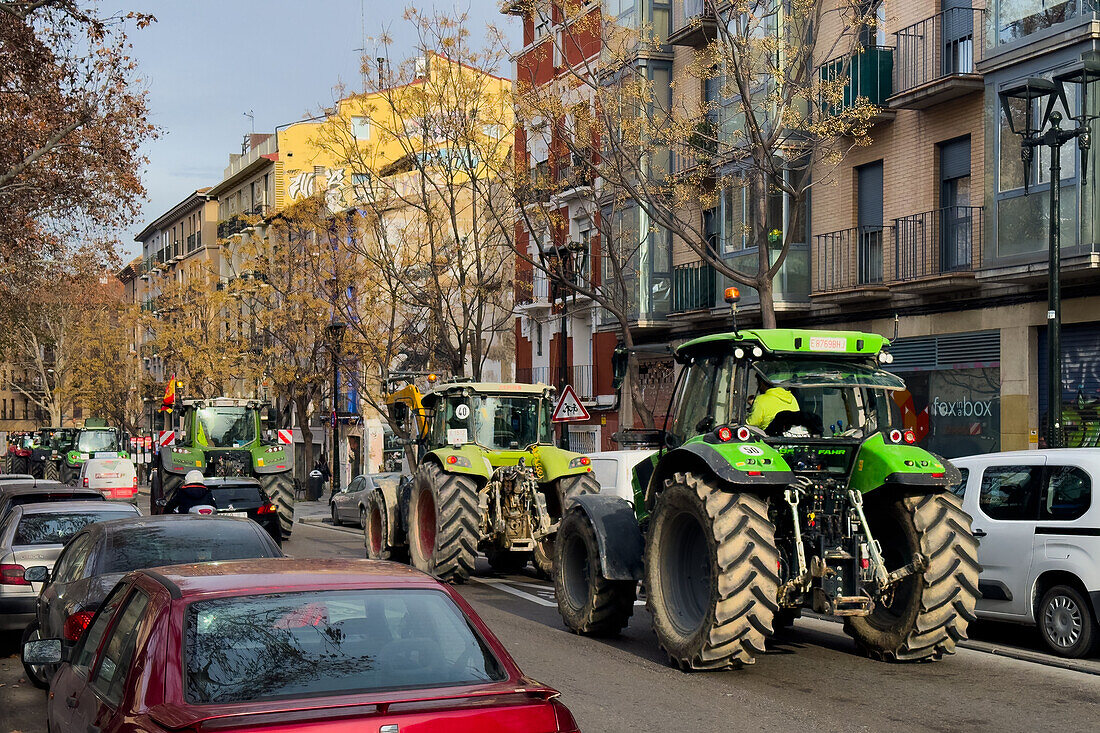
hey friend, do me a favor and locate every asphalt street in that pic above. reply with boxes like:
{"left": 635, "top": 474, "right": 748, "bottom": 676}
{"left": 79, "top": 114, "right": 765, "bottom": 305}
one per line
{"left": 3, "top": 515, "right": 1099, "bottom": 733}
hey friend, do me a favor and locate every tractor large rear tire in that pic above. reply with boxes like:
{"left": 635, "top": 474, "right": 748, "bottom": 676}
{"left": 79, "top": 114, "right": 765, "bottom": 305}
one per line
{"left": 43, "top": 461, "right": 60, "bottom": 482}
{"left": 645, "top": 472, "right": 779, "bottom": 670}
{"left": 261, "top": 472, "right": 295, "bottom": 540}
{"left": 29, "top": 459, "right": 43, "bottom": 479}
{"left": 845, "top": 492, "right": 980, "bottom": 661}
{"left": 11, "top": 455, "right": 27, "bottom": 475}
{"left": 407, "top": 463, "right": 479, "bottom": 583}
{"left": 59, "top": 462, "right": 75, "bottom": 486}
{"left": 554, "top": 507, "right": 635, "bottom": 636}
{"left": 535, "top": 472, "right": 601, "bottom": 576}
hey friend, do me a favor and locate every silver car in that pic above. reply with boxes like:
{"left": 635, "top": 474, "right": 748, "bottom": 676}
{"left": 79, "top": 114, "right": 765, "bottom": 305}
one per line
{"left": 330, "top": 472, "right": 403, "bottom": 528}
{"left": 0, "top": 500, "right": 140, "bottom": 632}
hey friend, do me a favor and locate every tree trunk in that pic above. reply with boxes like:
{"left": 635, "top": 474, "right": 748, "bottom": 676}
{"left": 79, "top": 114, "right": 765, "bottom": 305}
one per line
{"left": 627, "top": 356, "right": 656, "bottom": 430}
{"left": 757, "top": 276, "right": 777, "bottom": 328}
{"left": 294, "top": 398, "right": 314, "bottom": 486}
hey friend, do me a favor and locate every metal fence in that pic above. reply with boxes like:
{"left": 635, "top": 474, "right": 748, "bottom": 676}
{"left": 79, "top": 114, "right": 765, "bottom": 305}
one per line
{"left": 894, "top": 7, "right": 983, "bottom": 95}
{"left": 894, "top": 206, "right": 983, "bottom": 281}
{"left": 814, "top": 225, "right": 892, "bottom": 293}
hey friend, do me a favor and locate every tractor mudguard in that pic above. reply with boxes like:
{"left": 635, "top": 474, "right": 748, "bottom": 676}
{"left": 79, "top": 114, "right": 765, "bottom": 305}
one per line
{"left": 427, "top": 446, "right": 492, "bottom": 481}
{"left": 372, "top": 480, "right": 402, "bottom": 546}
{"left": 647, "top": 442, "right": 794, "bottom": 509}
{"left": 160, "top": 447, "right": 204, "bottom": 475}
{"left": 529, "top": 444, "right": 591, "bottom": 482}
{"left": 252, "top": 446, "right": 291, "bottom": 475}
{"left": 570, "top": 493, "right": 644, "bottom": 581}
{"left": 849, "top": 433, "right": 951, "bottom": 494}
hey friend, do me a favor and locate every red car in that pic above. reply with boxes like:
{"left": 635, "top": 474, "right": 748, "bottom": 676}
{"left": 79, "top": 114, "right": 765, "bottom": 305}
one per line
{"left": 26, "top": 558, "right": 579, "bottom": 732}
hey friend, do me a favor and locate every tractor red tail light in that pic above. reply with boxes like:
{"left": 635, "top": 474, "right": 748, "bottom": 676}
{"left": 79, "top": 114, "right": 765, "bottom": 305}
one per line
{"left": 736, "top": 426, "right": 751, "bottom": 442}
{"left": 0, "top": 564, "right": 28, "bottom": 586}
{"left": 888, "top": 429, "right": 902, "bottom": 444}
{"left": 716, "top": 427, "right": 733, "bottom": 442}
{"left": 747, "top": 470, "right": 763, "bottom": 476}
{"left": 860, "top": 558, "right": 870, "bottom": 570}
{"left": 446, "top": 455, "right": 457, "bottom": 464}
{"left": 257, "top": 502, "right": 277, "bottom": 515}
{"left": 903, "top": 430, "right": 916, "bottom": 444}
{"left": 63, "top": 610, "right": 96, "bottom": 641}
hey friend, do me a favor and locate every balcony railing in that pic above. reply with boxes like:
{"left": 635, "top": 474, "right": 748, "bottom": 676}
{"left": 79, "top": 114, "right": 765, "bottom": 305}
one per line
{"left": 672, "top": 260, "right": 718, "bottom": 313}
{"left": 894, "top": 206, "right": 983, "bottom": 281}
{"left": 217, "top": 216, "right": 248, "bottom": 239}
{"left": 820, "top": 45, "right": 894, "bottom": 113}
{"left": 669, "top": 0, "right": 718, "bottom": 47}
{"left": 515, "top": 276, "right": 550, "bottom": 305}
{"left": 814, "top": 225, "right": 893, "bottom": 293}
{"left": 892, "top": 8, "right": 983, "bottom": 105}
{"left": 515, "top": 365, "right": 595, "bottom": 401}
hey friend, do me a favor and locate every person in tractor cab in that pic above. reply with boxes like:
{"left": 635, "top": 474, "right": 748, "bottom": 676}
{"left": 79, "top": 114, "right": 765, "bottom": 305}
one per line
{"left": 165, "top": 469, "right": 215, "bottom": 514}
{"left": 747, "top": 374, "right": 799, "bottom": 431}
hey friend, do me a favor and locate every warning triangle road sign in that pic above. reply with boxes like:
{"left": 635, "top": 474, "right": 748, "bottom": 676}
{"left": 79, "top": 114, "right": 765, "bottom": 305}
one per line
{"left": 552, "top": 385, "right": 590, "bottom": 422}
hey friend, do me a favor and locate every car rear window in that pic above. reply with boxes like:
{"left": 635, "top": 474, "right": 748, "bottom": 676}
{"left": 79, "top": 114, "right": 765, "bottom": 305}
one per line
{"left": 10, "top": 492, "right": 104, "bottom": 508}
{"left": 210, "top": 486, "right": 265, "bottom": 507}
{"left": 14, "top": 511, "right": 137, "bottom": 545}
{"left": 185, "top": 589, "right": 506, "bottom": 704}
{"left": 101, "top": 521, "right": 279, "bottom": 573}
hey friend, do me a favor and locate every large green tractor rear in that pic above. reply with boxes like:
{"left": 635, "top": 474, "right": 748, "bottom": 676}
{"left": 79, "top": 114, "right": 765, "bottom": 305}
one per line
{"left": 61, "top": 423, "right": 128, "bottom": 485}
{"left": 149, "top": 398, "right": 293, "bottom": 538}
{"left": 370, "top": 378, "right": 598, "bottom": 582}
{"left": 30, "top": 427, "right": 75, "bottom": 481}
{"left": 554, "top": 327, "right": 980, "bottom": 669}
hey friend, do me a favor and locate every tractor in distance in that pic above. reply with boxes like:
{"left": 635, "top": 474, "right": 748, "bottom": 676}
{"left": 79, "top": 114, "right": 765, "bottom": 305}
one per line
{"left": 149, "top": 398, "right": 293, "bottom": 540}
{"left": 61, "top": 420, "right": 128, "bottom": 486}
{"left": 368, "top": 374, "right": 599, "bottom": 581}
{"left": 553, "top": 305, "right": 980, "bottom": 671}
{"left": 30, "top": 427, "right": 75, "bottom": 481}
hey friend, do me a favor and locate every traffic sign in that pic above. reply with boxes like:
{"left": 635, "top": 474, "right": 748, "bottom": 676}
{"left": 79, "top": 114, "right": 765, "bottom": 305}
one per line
{"left": 552, "top": 385, "right": 590, "bottom": 422}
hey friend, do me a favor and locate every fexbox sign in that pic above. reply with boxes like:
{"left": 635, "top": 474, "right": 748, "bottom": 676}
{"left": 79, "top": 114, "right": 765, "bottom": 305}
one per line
{"left": 932, "top": 396, "right": 993, "bottom": 418}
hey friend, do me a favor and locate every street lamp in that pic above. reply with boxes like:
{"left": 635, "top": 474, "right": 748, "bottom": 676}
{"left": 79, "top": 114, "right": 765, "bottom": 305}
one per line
{"left": 998, "top": 52, "right": 1100, "bottom": 448}
{"left": 553, "top": 239, "right": 588, "bottom": 450}
{"left": 327, "top": 320, "right": 348, "bottom": 498}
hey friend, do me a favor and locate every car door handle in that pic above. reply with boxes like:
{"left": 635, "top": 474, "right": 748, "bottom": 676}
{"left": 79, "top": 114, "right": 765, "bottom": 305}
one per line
{"left": 66, "top": 695, "right": 78, "bottom": 708}
{"left": 973, "top": 529, "right": 987, "bottom": 537}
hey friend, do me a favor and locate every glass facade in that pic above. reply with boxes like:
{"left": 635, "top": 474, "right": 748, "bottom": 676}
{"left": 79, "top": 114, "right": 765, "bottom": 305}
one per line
{"left": 989, "top": 0, "right": 1094, "bottom": 46}
{"left": 601, "top": 203, "right": 671, "bottom": 322}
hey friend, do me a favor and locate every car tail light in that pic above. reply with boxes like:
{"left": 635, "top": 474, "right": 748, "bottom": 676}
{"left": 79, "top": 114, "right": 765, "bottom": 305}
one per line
{"left": 63, "top": 610, "right": 96, "bottom": 641}
{"left": 196, "top": 507, "right": 214, "bottom": 515}
{"left": 0, "top": 564, "right": 28, "bottom": 586}
{"left": 132, "top": 475, "right": 138, "bottom": 489}
{"left": 551, "top": 698, "right": 580, "bottom": 733}
{"left": 82, "top": 477, "right": 89, "bottom": 488}
{"left": 257, "top": 502, "right": 277, "bottom": 515}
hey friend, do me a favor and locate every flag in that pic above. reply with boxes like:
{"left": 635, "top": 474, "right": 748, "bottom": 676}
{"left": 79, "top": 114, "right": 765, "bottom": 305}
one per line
{"left": 159, "top": 376, "right": 177, "bottom": 413}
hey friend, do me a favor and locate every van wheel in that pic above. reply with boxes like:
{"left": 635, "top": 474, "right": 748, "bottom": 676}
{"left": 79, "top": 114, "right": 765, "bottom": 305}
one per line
{"left": 1039, "top": 584, "right": 1097, "bottom": 658}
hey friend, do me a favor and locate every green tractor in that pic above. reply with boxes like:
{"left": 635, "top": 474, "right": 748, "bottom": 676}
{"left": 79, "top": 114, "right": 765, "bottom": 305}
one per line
{"left": 372, "top": 378, "right": 599, "bottom": 581}
{"left": 30, "top": 427, "right": 76, "bottom": 481}
{"left": 61, "top": 422, "right": 128, "bottom": 485}
{"left": 149, "top": 398, "right": 293, "bottom": 539}
{"left": 554, "top": 327, "right": 980, "bottom": 669}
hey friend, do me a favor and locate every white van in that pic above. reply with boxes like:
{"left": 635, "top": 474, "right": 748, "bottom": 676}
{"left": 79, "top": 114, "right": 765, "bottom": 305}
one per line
{"left": 78, "top": 457, "right": 138, "bottom": 500}
{"left": 952, "top": 448, "right": 1100, "bottom": 658}
{"left": 586, "top": 450, "right": 656, "bottom": 505}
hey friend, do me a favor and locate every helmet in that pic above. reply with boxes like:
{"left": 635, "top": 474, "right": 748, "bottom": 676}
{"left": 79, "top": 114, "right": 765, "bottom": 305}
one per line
{"left": 184, "top": 469, "right": 205, "bottom": 485}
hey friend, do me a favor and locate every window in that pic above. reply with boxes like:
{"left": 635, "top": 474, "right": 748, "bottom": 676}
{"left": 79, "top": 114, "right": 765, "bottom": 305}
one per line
{"left": 949, "top": 467, "right": 970, "bottom": 497}
{"left": 52, "top": 533, "right": 95, "bottom": 584}
{"left": 1042, "top": 465, "right": 1091, "bottom": 520}
{"left": 995, "top": 0, "right": 1080, "bottom": 45}
{"left": 15, "top": 512, "right": 134, "bottom": 546}
{"left": 979, "top": 465, "right": 1042, "bottom": 520}
{"left": 73, "top": 584, "right": 130, "bottom": 672}
{"left": 100, "top": 522, "right": 278, "bottom": 574}
{"left": 533, "top": 4, "right": 552, "bottom": 39}
{"left": 350, "top": 116, "right": 370, "bottom": 140}
{"left": 90, "top": 589, "right": 150, "bottom": 707}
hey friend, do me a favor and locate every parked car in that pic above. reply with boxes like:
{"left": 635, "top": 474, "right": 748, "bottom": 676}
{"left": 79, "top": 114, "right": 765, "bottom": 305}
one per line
{"left": 0, "top": 484, "right": 104, "bottom": 520}
{"left": 0, "top": 501, "right": 141, "bottom": 632}
{"left": 586, "top": 450, "right": 657, "bottom": 505}
{"left": 0, "top": 474, "right": 35, "bottom": 483}
{"left": 205, "top": 477, "right": 282, "bottom": 544}
{"left": 78, "top": 457, "right": 138, "bottom": 500}
{"left": 331, "top": 472, "right": 402, "bottom": 528}
{"left": 24, "top": 558, "right": 580, "bottom": 732}
{"left": 23, "top": 514, "right": 283, "bottom": 688}
{"left": 952, "top": 448, "right": 1100, "bottom": 658}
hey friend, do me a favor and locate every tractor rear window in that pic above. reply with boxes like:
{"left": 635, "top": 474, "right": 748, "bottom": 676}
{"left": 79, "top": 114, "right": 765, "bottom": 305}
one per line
{"left": 76, "top": 431, "right": 119, "bottom": 453}
{"left": 196, "top": 407, "right": 256, "bottom": 448}
{"left": 752, "top": 359, "right": 905, "bottom": 390}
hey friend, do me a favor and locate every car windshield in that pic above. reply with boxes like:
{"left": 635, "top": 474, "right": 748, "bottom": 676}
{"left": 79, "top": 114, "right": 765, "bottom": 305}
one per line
{"left": 196, "top": 407, "right": 255, "bottom": 448}
{"left": 185, "top": 589, "right": 506, "bottom": 704}
{"left": 13, "top": 511, "right": 135, "bottom": 545}
{"left": 752, "top": 359, "right": 905, "bottom": 390}
{"left": 76, "top": 431, "right": 119, "bottom": 453}
{"left": 100, "top": 521, "right": 278, "bottom": 573}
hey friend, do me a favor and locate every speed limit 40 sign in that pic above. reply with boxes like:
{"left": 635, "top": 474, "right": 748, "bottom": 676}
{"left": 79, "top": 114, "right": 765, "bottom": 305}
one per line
{"left": 552, "top": 385, "right": 590, "bottom": 422}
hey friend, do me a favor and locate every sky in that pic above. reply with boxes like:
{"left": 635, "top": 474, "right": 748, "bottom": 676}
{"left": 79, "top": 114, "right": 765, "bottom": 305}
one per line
{"left": 115, "top": 0, "right": 518, "bottom": 257}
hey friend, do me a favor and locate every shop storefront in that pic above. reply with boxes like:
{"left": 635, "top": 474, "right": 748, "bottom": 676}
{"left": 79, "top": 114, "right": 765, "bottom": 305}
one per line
{"left": 1039, "top": 321, "right": 1100, "bottom": 447}
{"left": 888, "top": 331, "right": 1001, "bottom": 459}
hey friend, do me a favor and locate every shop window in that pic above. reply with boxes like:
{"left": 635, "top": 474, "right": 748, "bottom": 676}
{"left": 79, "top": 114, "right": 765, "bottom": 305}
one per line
{"left": 979, "top": 465, "right": 1042, "bottom": 520}
{"left": 1042, "top": 466, "right": 1091, "bottom": 520}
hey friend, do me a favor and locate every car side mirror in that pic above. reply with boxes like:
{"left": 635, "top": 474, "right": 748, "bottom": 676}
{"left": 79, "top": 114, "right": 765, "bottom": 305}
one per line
{"left": 23, "top": 566, "right": 48, "bottom": 583}
{"left": 23, "top": 638, "right": 63, "bottom": 666}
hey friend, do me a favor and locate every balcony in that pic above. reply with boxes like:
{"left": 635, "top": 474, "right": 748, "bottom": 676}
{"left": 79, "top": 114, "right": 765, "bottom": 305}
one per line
{"left": 890, "top": 8, "right": 983, "bottom": 110}
{"left": 519, "top": 161, "right": 552, "bottom": 206}
{"left": 813, "top": 225, "right": 893, "bottom": 298}
{"left": 671, "top": 260, "right": 718, "bottom": 314}
{"left": 518, "top": 365, "right": 595, "bottom": 401}
{"left": 515, "top": 276, "right": 550, "bottom": 308}
{"left": 669, "top": 0, "right": 718, "bottom": 47}
{"left": 217, "top": 216, "right": 248, "bottom": 239}
{"left": 819, "top": 46, "right": 895, "bottom": 122}
{"left": 893, "top": 206, "right": 983, "bottom": 290}
{"left": 556, "top": 149, "right": 595, "bottom": 194}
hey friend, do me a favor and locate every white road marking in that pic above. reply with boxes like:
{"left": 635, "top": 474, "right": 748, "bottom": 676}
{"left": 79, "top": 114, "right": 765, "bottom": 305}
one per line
{"left": 471, "top": 577, "right": 556, "bottom": 607}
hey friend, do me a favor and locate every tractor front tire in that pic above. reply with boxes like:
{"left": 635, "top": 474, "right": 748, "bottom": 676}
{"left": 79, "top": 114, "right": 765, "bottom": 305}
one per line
{"left": 261, "top": 472, "right": 295, "bottom": 540}
{"left": 407, "top": 463, "right": 479, "bottom": 583}
{"left": 554, "top": 507, "right": 635, "bottom": 636}
{"left": 535, "top": 472, "right": 601, "bottom": 576}
{"left": 43, "top": 461, "right": 60, "bottom": 482}
{"left": 365, "top": 490, "right": 407, "bottom": 562}
{"left": 845, "top": 492, "right": 980, "bottom": 661}
{"left": 645, "top": 472, "right": 779, "bottom": 670}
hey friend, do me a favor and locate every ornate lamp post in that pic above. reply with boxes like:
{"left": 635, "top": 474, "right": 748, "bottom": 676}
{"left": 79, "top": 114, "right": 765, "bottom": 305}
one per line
{"left": 551, "top": 239, "right": 588, "bottom": 449}
{"left": 998, "top": 52, "right": 1100, "bottom": 448}
{"left": 327, "top": 320, "right": 347, "bottom": 498}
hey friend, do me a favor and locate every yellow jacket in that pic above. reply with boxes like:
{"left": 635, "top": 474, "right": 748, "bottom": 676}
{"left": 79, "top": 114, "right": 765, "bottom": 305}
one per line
{"left": 747, "top": 387, "right": 799, "bottom": 430}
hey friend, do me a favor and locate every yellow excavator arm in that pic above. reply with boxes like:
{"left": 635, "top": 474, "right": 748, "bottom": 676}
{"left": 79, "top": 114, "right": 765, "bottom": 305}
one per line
{"left": 385, "top": 383, "right": 429, "bottom": 438}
